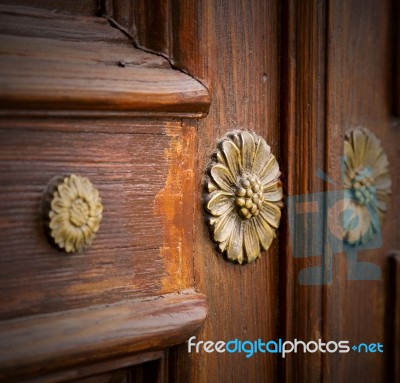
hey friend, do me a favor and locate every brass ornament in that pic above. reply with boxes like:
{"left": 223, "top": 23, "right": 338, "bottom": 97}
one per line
{"left": 43, "top": 174, "right": 103, "bottom": 253}
{"left": 204, "top": 130, "right": 283, "bottom": 264}
{"left": 343, "top": 127, "right": 391, "bottom": 245}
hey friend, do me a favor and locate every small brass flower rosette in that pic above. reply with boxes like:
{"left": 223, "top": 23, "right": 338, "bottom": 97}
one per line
{"left": 204, "top": 130, "right": 283, "bottom": 264}
{"left": 42, "top": 174, "right": 103, "bottom": 253}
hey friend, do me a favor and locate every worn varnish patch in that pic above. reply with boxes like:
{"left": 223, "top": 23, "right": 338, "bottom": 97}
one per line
{"left": 155, "top": 121, "right": 195, "bottom": 292}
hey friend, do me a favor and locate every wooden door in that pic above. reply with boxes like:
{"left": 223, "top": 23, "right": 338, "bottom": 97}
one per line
{"left": 0, "top": 1, "right": 399, "bottom": 382}
{"left": 119, "top": 1, "right": 399, "bottom": 382}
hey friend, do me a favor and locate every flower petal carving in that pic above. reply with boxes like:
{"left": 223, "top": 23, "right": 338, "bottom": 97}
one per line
{"left": 43, "top": 174, "right": 103, "bottom": 253}
{"left": 222, "top": 140, "right": 242, "bottom": 176}
{"left": 207, "top": 192, "right": 233, "bottom": 216}
{"left": 343, "top": 127, "right": 391, "bottom": 246}
{"left": 210, "top": 164, "right": 236, "bottom": 193}
{"left": 204, "top": 130, "right": 283, "bottom": 264}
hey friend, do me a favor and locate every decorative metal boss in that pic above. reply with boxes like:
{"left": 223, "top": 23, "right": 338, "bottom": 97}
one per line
{"left": 43, "top": 174, "right": 103, "bottom": 253}
{"left": 203, "top": 130, "right": 283, "bottom": 264}
{"left": 343, "top": 127, "right": 391, "bottom": 245}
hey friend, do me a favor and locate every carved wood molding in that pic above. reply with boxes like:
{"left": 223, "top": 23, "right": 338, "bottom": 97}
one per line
{"left": 0, "top": 290, "right": 207, "bottom": 382}
{"left": 0, "top": 4, "right": 210, "bottom": 117}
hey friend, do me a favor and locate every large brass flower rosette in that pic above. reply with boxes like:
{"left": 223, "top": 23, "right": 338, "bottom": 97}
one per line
{"left": 42, "top": 174, "right": 103, "bottom": 253}
{"left": 204, "top": 130, "right": 283, "bottom": 264}
{"left": 343, "top": 127, "right": 391, "bottom": 245}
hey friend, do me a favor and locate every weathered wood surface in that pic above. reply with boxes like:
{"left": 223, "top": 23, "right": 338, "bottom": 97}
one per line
{"left": 0, "top": 1, "right": 398, "bottom": 382}
{"left": 0, "top": 290, "right": 207, "bottom": 382}
{"left": 109, "top": 0, "right": 400, "bottom": 382}
{"left": 0, "top": 2, "right": 207, "bottom": 383}
{"left": 103, "top": 0, "right": 170, "bottom": 58}
{"left": 172, "top": 0, "right": 281, "bottom": 380}
{"left": 0, "top": 119, "right": 195, "bottom": 320}
{"left": 108, "top": 1, "right": 281, "bottom": 382}
{"left": 0, "top": 5, "right": 210, "bottom": 116}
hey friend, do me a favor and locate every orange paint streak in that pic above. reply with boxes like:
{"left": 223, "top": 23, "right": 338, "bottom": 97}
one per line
{"left": 154, "top": 121, "right": 195, "bottom": 292}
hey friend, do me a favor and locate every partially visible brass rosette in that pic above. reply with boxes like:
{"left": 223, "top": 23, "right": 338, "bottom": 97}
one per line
{"left": 204, "top": 130, "right": 283, "bottom": 264}
{"left": 42, "top": 174, "right": 103, "bottom": 253}
{"left": 343, "top": 127, "right": 391, "bottom": 245}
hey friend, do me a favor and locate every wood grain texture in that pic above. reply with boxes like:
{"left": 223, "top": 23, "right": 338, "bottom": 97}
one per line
{"left": 0, "top": 119, "right": 195, "bottom": 319}
{"left": 0, "top": 289, "right": 207, "bottom": 382}
{"left": 122, "top": 1, "right": 400, "bottom": 382}
{"left": 280, "top": 1, "right": 328, "bottom": 382}
{"left": 103, "top": 0, "right": 171, "bottom": 57}
{"left": 325, "top": 0, "right": 400, "bottom": 382}
{"left": 1, "top": 1, "right": 397, "bottom": 382}
{"left": 123, "top": 1, "right": 281, "bottom": 382}
{"left": 281, "top": 1, "right": 400, "bottom": 381}
{"left": 0, "top": 5, "right": 210, "bottom": 116}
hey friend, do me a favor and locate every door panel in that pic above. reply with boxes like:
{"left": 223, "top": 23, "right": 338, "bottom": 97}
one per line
{"left": 326, "top": 1, "right": 399, "bottom": 381}
{"left": 0, "top": 1, "right": 398, "bottom": 382}
{"left": 0, "top": 2, "right": 208, "bottom": 381}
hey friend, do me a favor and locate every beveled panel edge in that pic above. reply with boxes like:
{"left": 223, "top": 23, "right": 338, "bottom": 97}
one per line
{"left": 0, "top": 289, "right": 207, "bottom": 382}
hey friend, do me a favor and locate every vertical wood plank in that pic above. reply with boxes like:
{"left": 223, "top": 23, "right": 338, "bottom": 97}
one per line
{"left": 105, "top": 1, "right": 400, "bottom": 382}
{"left": 166, "top": 1, "right": 281, "bottom": 382}
{"left": 280, "top": 1, "right": 328, "bottom": 381}
{"left": 326, "top": 0, "right": 399, "bottom": 382}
